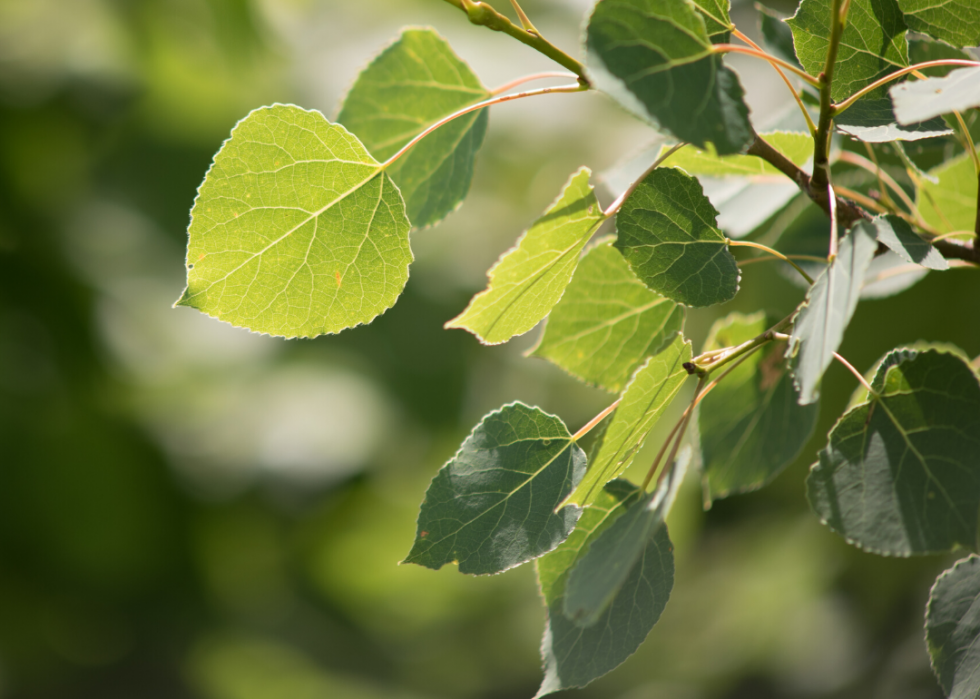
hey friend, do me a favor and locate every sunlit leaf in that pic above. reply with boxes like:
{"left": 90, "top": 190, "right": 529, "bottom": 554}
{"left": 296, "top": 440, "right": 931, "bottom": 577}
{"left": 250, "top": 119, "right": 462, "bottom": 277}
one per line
{"left": 658, "top": 132, "right": 812, "bottom": 177}
{"left": 177, "top": 104, "right": 412, "bottom": 338}
{"left": 896, "top": 0, "right": 980, "bottom": 48}
{"left": 873, "top": 214, "right": 948, "bottom": 270}
{"left": 446, "top": 168, "right": 604, "bottom": 344}
{"left": 918, "top": 153, "right": 979, "bottom": 235}
{"left": 836, "top": 97, "right": 952, "bottom": 142}
{"left": 926, "top": 555, "right": 980, "bottom": 699}
{"left": 808, "top": 349, "right": 980, "bottom": 555}
{"left": 528, "top": 238, "right": 684, "bottom": 393}
{"left": 337, "top": 28, "right": 490, "bottom": 228}
{"left": 404, "top": 402, "right": 586, "bottom": 575}
{"left": 891, "top": 67, "right": 980, "bottom": 126}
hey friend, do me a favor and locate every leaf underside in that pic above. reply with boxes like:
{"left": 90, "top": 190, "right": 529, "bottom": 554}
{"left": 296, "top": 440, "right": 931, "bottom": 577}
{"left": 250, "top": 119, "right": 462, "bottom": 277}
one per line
{"left": 835, "top": 97, "right": 952, "bottom": 143}
{"left": 873, "top": 215, "right": 948, "bottom": 271}
{"left": 926, "top": 555, "right": 980, "bottom": 698}
{"left": 890, "top": 66, "right": 980, "bottom": 127}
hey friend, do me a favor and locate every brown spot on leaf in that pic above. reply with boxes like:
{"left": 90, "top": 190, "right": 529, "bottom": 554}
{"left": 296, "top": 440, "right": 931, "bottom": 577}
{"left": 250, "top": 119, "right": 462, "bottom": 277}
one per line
{"left": 335, "top": 271, "right": 342, "bottom": 288}
{"left": 758, "top": 348, "right": 785, "bottom": 392}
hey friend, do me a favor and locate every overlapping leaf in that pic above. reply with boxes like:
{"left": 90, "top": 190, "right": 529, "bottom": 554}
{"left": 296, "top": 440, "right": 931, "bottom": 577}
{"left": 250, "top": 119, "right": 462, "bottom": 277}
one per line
{"left": 177, "top": 104, "right": 413, "bottom": 338}
{"left": 658, "top": 132, "right": 812, "bottom": 177}
{"left": 528, "top": 239, "right": 683, "bottom": 393}
{"left": 926, "top": 556, "right": 980, "bottom": 699}
{"left": 909, "top": 37, "right": 975, "bottom": 77}
{"left": 835, "top": 97, "right": 952, "bottom": 142}
{"left": 337, "top": 28, "right": 490, "bottom": 228}
{"left": 897, "top": 0, "right": 980, "bottom": 48}
{"left": 446, "top": 168, "right": 604, "bottom": 344}
{"left": 699, "top": 313, "right": 819, "bottom": 502}
{"left": 692, "top": 0, "right": 733, "bottom": 42}
{"left": 759, "top": 4, "right": 804, "bottom": 71}
{"left": 808, "top": 350, "right": 980, "bottom": 555}
{"left": 615, "top": 167, "right": 739, "bottom": 307}
{"left": 917, "top": 153, "right": 978, "bottom": 235}
{"left": 585, "top": 0, "right": 753, "bottom": 155}
{"left": 891, "top": 67, "right": 980, "bottom": 126}
{"left": 404, "top": 402, "right": 586, "bottom": 575}
{"left": 873, "top": 215, "right": 948, "bottom": 270}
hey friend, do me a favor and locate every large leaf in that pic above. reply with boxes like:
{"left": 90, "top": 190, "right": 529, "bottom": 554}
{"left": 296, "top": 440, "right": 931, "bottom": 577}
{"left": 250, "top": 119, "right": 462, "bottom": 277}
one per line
{"left": 788, "top": 0, "right": 909, "bottom": 102}
{"left": 446, "top": 168, "right": 604, "bottom": 344}
{"left": 658, "top": 132, "right": 813, "bottom": 177}
{"left": 404, "top": 402, "right": 586, "bottom": 575}
{"left": 891, "top": 67, "right": 980, "bottom": 126}
{"left": 528, "top": 238, "right": 684, "bottom": 393}
{"left": 337, "top": 28, "right": 490, "bottom": 228}
{"left": 873, "top": 214, "right": 948, "bottom": 270}
{"left": 788, "top": 221, "right": 878, "bottom": 404}
{"left": 699, "top": 312, "right": 819, "bottom": 502}
{"left": 918, "top": 153, "right": 979, "bottom": 235}
{"left": 585, "top": 0, "right": 753, "bottom": 155}
{"left": 836, "top": 97, "right": 952, "bottom": 142}
{"left": 177, "top": 104, "right": 413, "bottom": 339}
{"left": 566, "top": 334, "right": 691, "bottom": 507}
{"left": 896, "top": 0, "right": 980, "bottom": 48}
{"left": 808, "top": 349, "right": 980, "bottom": 555}
{"left": 615, "top": 167, "right": 739, "bottom": 307}
{"left": 926, "top": 556, "right": 980, "bottom": 699}
{"left": 535, "top": 480, "right": 674, "bottom": 697}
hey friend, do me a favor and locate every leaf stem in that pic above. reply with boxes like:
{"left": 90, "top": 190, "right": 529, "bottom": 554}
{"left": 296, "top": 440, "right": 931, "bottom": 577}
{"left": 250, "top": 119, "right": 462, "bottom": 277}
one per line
{"left": 952, "top": 110, "right": 980, "bottom": 176}
{"left": 832, "top": 60, "right": 980, "bottom": 115}
{"left": 572, "top": 399, "right": 621, "bottom": 442}
{"left": 728, "top": 239, "right": 815, "bottom": 284}
{"left": 738, "top": 254, "right": 828, "bottom": 268}
{"left": 508, "top": 0, "right": 537, "bottom": 32}
{"left": 691, "top": 313, "right": 794, "bottom": 377}
{"left": 828, "top": 180, "right": 839, "bottom": 260}
{"left": 810, "top": 0, "right": 846, "bottom": 223}
{"left": 640, "top": 377, "right": 706, "bottom": 491}
{"left": 603, "top": 142, "right": 688, "bottom": 217}
{"left": 489, "top": 72, "right": 578, "bottom": 95}
{"left": 833, "top": 352, "right": 877, "bottom": 397}
{"left": 836, "top": 151, "right": 918, "bottom": 216}
{"left": 711, "top": 44, "right": 821, "bottom": 87}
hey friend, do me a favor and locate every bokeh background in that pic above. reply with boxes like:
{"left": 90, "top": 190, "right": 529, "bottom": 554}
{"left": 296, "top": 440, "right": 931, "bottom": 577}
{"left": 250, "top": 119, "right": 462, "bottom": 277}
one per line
{"left": 2, "top": 0, "right": 979, "bottom": 697}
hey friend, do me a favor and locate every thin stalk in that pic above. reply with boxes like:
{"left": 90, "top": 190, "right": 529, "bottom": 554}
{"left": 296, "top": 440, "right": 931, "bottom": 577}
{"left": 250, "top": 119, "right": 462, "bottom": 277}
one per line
{"left": 728, "top": 239, "right": 815, "bottom": 283}
{"left": 572, "top": 399, "right": 621, "bottom": 442}
{"left": 829, "top": 180, "right": 839, "bottom": 260}
{"left": 864, "top": 259, "right": 975, "bottom": 285}
{"left": 833, "top": 352, "right": 876, "bottom": 396}
{"left": 953, "top": 110, "right": 980, "bottom": 175}
{"left": 603, "top": 142, "right": 688, "bottom": 217}
{"left": 508, "top": 0, "right": 537, "bottom": 32}
{"left": 810, "top": 0, "right": 846, "bottom": 207}
{"left": 931, "top": 230, "right": 977, "bottom": 242}
{"left": 863, "top": 142, "right": 893, "bottom": 208}
{"left": 490, "top": 72, "right": 578, "bottom": 95}
{"left": 738, "top": 254, "right": 828, "bottom": 268}
{"left": 711, "top": 44, "right": 821, "bottom": 87}
{"left": 694, "top": 313, "right": 794, "bottom": 376}
{"left": 833, "top": 60, "right": 980, "bottom": 114}
{"left": 833, "top": 185, "right": 891, "bottom": 215}
{"left": 836, "top": 151, "right": 918, "bottom": 215}
{"left": 641, "top": 377, "right": 706, "bottom": 491}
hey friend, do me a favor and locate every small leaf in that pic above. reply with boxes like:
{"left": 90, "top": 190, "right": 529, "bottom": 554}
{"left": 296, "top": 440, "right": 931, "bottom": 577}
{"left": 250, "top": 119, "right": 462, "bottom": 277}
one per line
{"left": 615, "top": 167, "right": 739, "bottom": 307}
{"left": 445, "top": 168, "right": 604, "bottom": 344}
{"left": 585, "top": 0, "right": 753, "bottom": 155}
{"left": 177, "top": 104, "right": 413, "bottom": 339}
{"left": 926, "top": 555, "right": 980, "bottom": 698}
{"left": 788, "top": 221, "right": 878, "bottom": 404}
{"left": 918, "top": 153, "right": 979, "bottom": 235}
{"left": 808, "top": 349, "right": 980, "bottom": 555}
{"left": 891, "top": 66, "right": 980, "bottom": 127}
{"left": 836, "top": 97, "right": 952, "bottom": 142}
{"left": 404, "top": 402, "right": 586, "bottom": 575}
{"left": 528, "top": 238, "right": 684, "bottom": 393}
{"left": 873, "top": 214, "right": 948, "bottom": 270}
{"left": 337, "top": 28, "right": 490, "bottom": 228}
{"left": 658, "top": 132, "right": 813, "bottom": 177}
{"left": 896, "top": 0, "right": 980, "bottom": 48}
{"left": 566, "top": 334, "right": 691, "bottom": 507}
{"left": 699, "top": 312, "right": 819, "bottom": 502}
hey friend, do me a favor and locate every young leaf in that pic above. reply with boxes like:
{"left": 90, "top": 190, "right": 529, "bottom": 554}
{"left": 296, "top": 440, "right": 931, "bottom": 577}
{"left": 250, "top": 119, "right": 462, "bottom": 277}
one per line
{"left": 836, "top": 97, "right": 952, "bottom": 142}
{"left": 917, "top": 153, "right": 979, "bottom": 235}
{"left": 873, "top": 214, "right": 948, "bottom": 270}
{"left": 788, "top": 221, "right": 878, "bottom": 405}
{"left": 657, "top": 132, "right": 813, "bottom": 177}
{"left": 585, "top": 0, "right": 753, "bottom": 155}
{"left": 808, "top": 350, "right": 980, "bottom": 555}
{"left": 404, "top": 402, "right": 586, "bottom": 575}
{"left": 896, "top": 0, "right": 980, "bottom": 49}
{"left": 445, "top": 168, "right": 604, "bottom": 344}
{"left": 337, "top": 28, "right": 490, "bottom": 228}
{"left": 891, "top": 67, "right": 980, "bottom": 126}
{"left": 528, "top": 238, "right": 684, "bottom": 393}
{"left": 535, "top": 480, "right": 674, "bottom": 697}
{"left": 566, "top": 334, "right": 691, "bottom": 508}
{"left": 615, "top": 167, "right": 739, "bottom": 307}
{"left": 926, "top": 556, "right": 980, "bottom": 698}
{"left": 176, "top": 104, "right": 413, "bottom": 339}
{"left": 698, "top": 312, "right": 819, "bottom": 502}
{"left": 788, "top": 0, "right": 909, "bottom": 102}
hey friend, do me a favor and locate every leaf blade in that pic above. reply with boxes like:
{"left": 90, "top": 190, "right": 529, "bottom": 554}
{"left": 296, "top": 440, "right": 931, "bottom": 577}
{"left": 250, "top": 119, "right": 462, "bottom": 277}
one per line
{"left": 891, "top": 66, "right": 980, "bottom": 126}
{"left": 873, "top": 214, "right": 948, "bottom": 270}
{"left": 926, "top": 556, "right": 980, "bottom": 698}
{"left": 896, "top": 0, "right": 980, "bottom": 48}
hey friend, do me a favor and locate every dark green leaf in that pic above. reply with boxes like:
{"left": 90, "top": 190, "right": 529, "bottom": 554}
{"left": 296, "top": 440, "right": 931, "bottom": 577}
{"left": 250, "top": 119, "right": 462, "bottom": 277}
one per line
{"left": 337, "top": 28, "right": 490, "bottom": 228}
{"left": 918, "top": 153, "right": 979, "bottom": 235}
{"left": 873, "top": 214, "right": 948, "bottom": 270}
{"left": 897, "top": 0, "right": 980, "bottom": 48}
{"left": 891, "top": 67, "right": 980, "bottom": 126}
{"left": 926, "top": 555, "right": 980, "bottom": 698}
{"left": 693, "top": 0, "right": 734, "bottom": 42}
{"left": 908, "top": 37, "right": 975, "bottom": 77}
{"left": 615, "top": 167, "right": 739, "bottom": 307}
{"left": 585, "top": 0, "right": 753, "bottom": 155}
{"left": 759, "top": 4, "right": 803, "bottom": 70}
{"left": 836, "top": 97, "right": 952, "bottom": 142}
{"left": 808, "top": 350, "right": 980, "bottom": 555}
{"left": 404, "top": 402, "right": 586, "bottom": 575}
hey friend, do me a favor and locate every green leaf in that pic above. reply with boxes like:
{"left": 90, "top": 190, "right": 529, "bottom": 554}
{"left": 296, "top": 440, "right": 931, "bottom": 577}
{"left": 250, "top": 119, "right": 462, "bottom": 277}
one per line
{"left": 909, "top": 37, "right": 975, "bottom": 77}
{"left": 585, "top": 0, "right": 753, "bottom": 155}
{"left": 891, "top": 67, "right": 980, "bottom": 126}
{"left": 566, "top": 334, "right": 691, "bottom": 507}
{"left": 759, "top": 4, "right": 804, "bottom": 71}
{"left": 615, "top": 167, "right": 740, "bottom": 307}
{"left": 808, "top": 349, "right": 980, "bottom": 555}
{"left": 836, "top": 97, "right": 953, "bottom": 142}
{"left": 658, "top": 132, "right": 813, "bottom": 177}
{"left": 337, "top": 28, "right": 490, "bottom": 229}
{"left": 404, "top": 402, "right": 586, "bottom": 575}
{"left": 788, "top": 0, "right": 909, "bottom": 102}
{"left": 698, "top": 312, "right": 819, "bottom": 502}
{"left": 535, "top": 481, "right": 674, "bottom": 697}
{"left": 176, "top": 104, "right": 413, "bottom": 339}
{"left": 926, "top": 555, "right": 980, "bottom": 698}
{"left": 528, "top": 238, "right": 684, "bottom": 393}
{"left": 896, "top": 0, "right": 980, "bottom": 48}
{"left": 788, "top": 221, "right": 878, "bottom": 404}
{"left": 873, "top": 214, "right": 948, "bottom": 270}
{"left": 445, "top": 168, "right": 604, "bottom": 344}
{"left": 692, "top": 0, "right": 734, "bottom": 42}
{"left": 918, "top": 153, "right": 979, "bottom": 235}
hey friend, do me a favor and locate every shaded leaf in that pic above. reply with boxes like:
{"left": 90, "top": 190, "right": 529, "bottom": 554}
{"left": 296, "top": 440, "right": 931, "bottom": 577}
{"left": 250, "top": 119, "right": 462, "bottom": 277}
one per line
{"left": 658, "top": 132, "right": 812, "bottom": 177}
{"left": 873, "top": 214, "right": 948, "bottom": 270}
{"left": 909, "top": 37, "right": 975, "bottom": 78}
{"left": 927, "top": 556, "right": 980, "bottom": 699}
{"left": 404, "top": 402, "right": 586, "bottom": 575}
{"left": 446, "top": 168, "right": 603, "bottom": 344}
{"left": 699, "top": 312, "right": 819, "bottom": 502}
{"left": 528, "top": 238, "right": 684, "bottom": 393}
{"left": 692, "top": 0, "right": 734, "bottom": 42}
{"left": 759, "top": 4, "right": 804, "bottom": 70}
{"left": 808, "top": 349, "right": 980, "bottom": 555}
{"left": 897, "top": 0, "right": 980, "bottom": 48}
{"left": 918, "top": 153, "right": 979, "bottom": 235}
{"left": 337, "top": 28, "right": 490, "bottom": 228}
{"left": 585, "top": 0, "right": 753, "bottom": 155}
{"left": 615, "top": 167, "right": 739, "bottom": 307}
{"left": 891, "top": 66, "right": 980, "bottom": 126}
{"left": 177, "top": 104, "right": 413, "bottom": 339}
{"left": 836, "top": 97, "right": 952, "bottom": 142}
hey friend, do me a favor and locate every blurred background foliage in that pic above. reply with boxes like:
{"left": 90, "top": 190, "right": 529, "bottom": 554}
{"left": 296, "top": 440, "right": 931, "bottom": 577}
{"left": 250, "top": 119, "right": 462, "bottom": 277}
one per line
{"left": 1, "top": 0, "right": 978, "bottom": 697}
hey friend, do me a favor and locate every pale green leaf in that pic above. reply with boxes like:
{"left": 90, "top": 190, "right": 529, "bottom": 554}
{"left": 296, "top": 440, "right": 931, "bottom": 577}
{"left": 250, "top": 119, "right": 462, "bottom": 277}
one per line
{"left": 337, "top": 28, "right": 490, "bottom": 228}
{"left": 918, "top": 153, "right": 979, "bottom": 235}
{"left": 528, "top": 238, "right": 684, "bottom": 393}
{"left": 566, "top": 334, "right": 691, "bottom": 507}
{"left": 699, "top": 312, "right": 819, "bottom": 501}
{"left": 836, "top": 97, "right": 953, "bottom": 142}
{"left": 585, "top": 0, "right": 753, "bottom": 155}
{"left": 897, "top": 0, "right": 980, "bottom": 48}
{"left": 891, "top": 67, "right": 980, "bottom": 126}
{"left": 445, "top": 168, "right": 604, "bottom": 344}
{"left": 873, "top": 214, "right": 948, "bottom": 270}
{"left": 808, "top": 349, "right": 980, "bottom": 555}
{"left": 177, "top": 104, "right": 413, "bottom": 339}
{"left": 658, "top": 132, "right": 813, "bottom": 177}
{"left": 926, "top": 556, "right": 980, "bottom": 699}
{"left": 615, "top": 167, "right": 739, "bottom": 307}
{"left": 404, "top": 402, "right": 585, "bottom": 575}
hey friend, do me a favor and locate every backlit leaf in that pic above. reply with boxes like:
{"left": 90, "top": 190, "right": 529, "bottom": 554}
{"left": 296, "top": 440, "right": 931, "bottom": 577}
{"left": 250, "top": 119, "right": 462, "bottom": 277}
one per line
{"left": 896, "top": 0, "right": 980, "bottom": 48}
{"left": 926, "top": 556, "right": 980, "bottom": 698}
{"left": 658, "top": 132, "right": 813, "bottom": 177}
{"left": 891, "top": 67, "right": 980, "bottom": 126}
{"left": 918, "top": 153, "right": 979, "bottom": 235}
{"left": 692, "top": 0, "right": 733, "bottom": 42}
{"left": 836, "top": 97, "right": 952, "bottom": 142}
{"left": 873, "top": 214, "right": 948, "bottom": 270}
